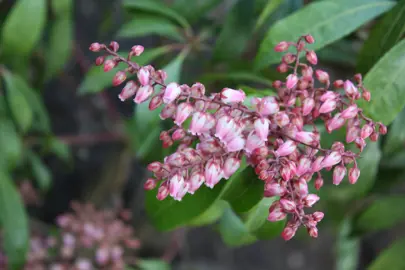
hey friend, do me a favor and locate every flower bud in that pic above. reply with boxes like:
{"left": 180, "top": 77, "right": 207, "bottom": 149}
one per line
{"left": 277, "top": 63, "right": 289, "bottom": 73}
{"left": 157, "top": 185, "right": 169, "bottom": 200}
{"left": 346, "top": 125, "right": 359, "bottom": 143}
{"left": 315, "top": 69, "right": 329, "bottom": 83}
{"left": 370, "top": 132, "right": 379, "bottom": 141}
{"left": 103, "top": 59, "right": 116, "bottom": 72}
{"left": 137, "top": 67, "right": 150, "bottom": 86}
{"left": 333, "top": 80, "right": 344, "bottom": 88}
{"left": 254, "top": 118, "right": 270, "bottom": 141}
{"left": 283, "top": 53, "right": 296, "bottom": 64}
{"left": 133, "top": 85, "right": 153, "bottom": 104}
{"left": 149, "top": 95, "right": 163, "bottom": 110}
{"left": 274, "top": 111, "right": 290, "bottom": 127}
{"left": 131, "top": 45, "right": 144, "bottom": 56}
{"left": 220, "top": 88, "right": 246, "bottom": 104}
{"left": 286, "top": 74, "right": 298, "bottom": 89}
{"left": 321, "top": 151, "right": 341, "bottom": 168}
{"left": 280, "top": 198, "right": 296, "bottom": 212}
{"left": 223, "top": 157, "right": 241, "bottom": 179}
{"left": 160, "top": 103, "right": 177, "bottom": 120}
{"left": 314, "top": 176, "right": 323, "bottom": 190}
{"left": 361, "top": 124, "right": 373, "bottom": 139}
{"left": 275, "top": 140, "right": 296, "bottom": 157}
{"left": 109, "top": 41, "right": 119, "bottom": 52}
{"left": 296, "top": 157, "right": 311, "bottom": 176}
{"left": 341, "top": 104, "right": 358, "bottom": 119}
{"left": 89, "top": 42, "right": 101, "bottom": 52}
{"left": 113, "top": 71, "right": 126, "bottom": 86}
{"left": 95, "top": 56, "right": 105, "bottom": 66}
{"left": 333, "top": 165, "right": 346, "bottom": 185}
{"left": 282, "top": 226, "right": 297, "bottom": 241}
{"left": 268, "top": 201, "right": 287, "bottom": 222}
{"left": 305, "top": 35, "right": 315, "bottom": 44}
{"left": 348, "top": 167, "right": 360, "bottom": 184}
{"left": 304, "top": 194, "right": 320, "bottom": 207}
{"left": 190, "top": 82, "right": 205, "bottom": 97}
{"left": 308, "top": 227, "right": 318, "bottom": 238}
{"left": 302, "top": 66, "right": 313, "bottom": 77}
{"left": 118, "top": 80, "right": 137, "bottom": 101}
{"left": 362, "top": 89, "right": 371, "bottom": 101}
{"left": 311, "top": 156, "right": 324, "bottom": 172}
{"left": 295, "top": 131, "right": 317, "bottom": 145}
{"left": 172, "top": 129, "right": 186, "bottom": 141}
{"left": 306, "top": 50, "right": 318, "bottom": 65}
{"left": 147, "top": 162, "right": 162, "bottom": 172}
{"left": 355, "top": 137, "right": 366, "bottom": 152}
{"left": 205, "top": 159, "right": 223, "bottom": 188}
{"left": 294, "top": 177, "right": 309, "bottom": 197}
{"left": 302, "top": 98, "right": 315, "bottom": 116}
{"left": 174, "top": 102, "right": 193, "bottom": 126}
{"left": 274, "top": 41, "right": 289, "bottom": 52}
{"left": 163, "top": 83, "right": 182, "bottom": 104}
{"left": 144, "top": 178, "right": 157, "bottom": 190}
{"left": 344, "top": 80, "right": 358, "bottom": 97}
{"left": 264, "top": 182, "right": 286, "bottom": 197}
{"left": 378, "top": 123, "right": 387, "bottom": 135}
{"left": 319, "top": 99, "right": 337, "bottom": 113}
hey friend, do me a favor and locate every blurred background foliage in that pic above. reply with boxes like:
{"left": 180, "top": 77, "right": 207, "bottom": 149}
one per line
{"left": 0, "top": 0, "right": 405, "bottom": 269}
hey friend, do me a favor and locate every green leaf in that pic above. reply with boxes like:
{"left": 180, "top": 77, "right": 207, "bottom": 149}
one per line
{"left": 2, "top": 70, "right": 33, "bottom": 132}
{"left": 200, "top": 72, "right": 273, "bottom": 87}
{"left": 316, "top": 39, "right": 358, "bottom": 67}
{"left": 187, "top": 200, "right": 228, "bottom": 226}
{"left": 117, "top": 14, "right": 184, "bottom": 41}
{"left": 27, "top": 151, "right": 52, "bottom": 191}
{"left": 218, "top": 206, "right": 257, "bottom": 247}
{"left": 221, "top": 166, "right": 264, "bottom": 213}
{"left": 79, "top": 46, "right": 171, "bottom": 94}
{"left": 46, "top": 137, "right": 71, "bottom": 162}
{"left": 354, "top": 196, "right": 405, "bottom": 233}
{"left": 2, "top": 70, "right": 50, "bottom": 132}
{"left": 255, "top": 0, "right": 284, "bottom": 30}
{"left": 51, "top": 0, "right": 72, "bottom": 17}
{"left": 243, "top": 197, "right": 285, "bottom": 240}
{"left": 0, "top": 171, "right": 29, "bottom": 269}
{"left": 172, "top": 0, "right": 222, "bottom": 23}
{"left": 359, "top": 39, "right": 405, "bottom": 125}
{"left": 368, "top": 237, "right": 405, "bottom": 270}
{"left": 323, "top": 142, "right": 381, "bottom": 201}
{"left": 1, "top": 0, "right": 46, "bottom": 56}
{"left": 0, "top": 119, "right": 22, "bottom": 169}
{"left": 383, "top": 108, "right": 405, "bottom": 155}
{"left": 255, "top": 0, "right": 395, "bottom": 69}
{"left": 336, "top": 218, "right": 360, "bottom": 270}
{"left": 123, "top": 0, "right": 191, "bottom": 31}
{"left": 45, "top": 17, "right": 73, "bottom": 80}
{"left": 213, "top": 0, "right": 256, "bottom": 61}
{"left": 357, "top": 0, "right": 405, "bottom": 74}
{"left": 137, "top": 259, "right": 171, "bottom": 270}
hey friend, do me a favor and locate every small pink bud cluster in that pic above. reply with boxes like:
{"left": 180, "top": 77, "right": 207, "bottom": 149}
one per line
{"left": 90, "top": 36, "right": 386, "bottom": 240}
{"left": 0, "top": 202, "right": 140, "bottom": 269}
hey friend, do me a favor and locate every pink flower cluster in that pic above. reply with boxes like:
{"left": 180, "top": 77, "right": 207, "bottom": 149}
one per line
{"left": 0, "top": 202, "right": 140, "bottom": 270}
{"left": 89, "top": 35, "right": 386, "bottom": 240}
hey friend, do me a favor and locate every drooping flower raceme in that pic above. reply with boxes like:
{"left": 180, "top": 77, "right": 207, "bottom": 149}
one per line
{"left": 89, "top": 36, "right": 386, "bottom": 241}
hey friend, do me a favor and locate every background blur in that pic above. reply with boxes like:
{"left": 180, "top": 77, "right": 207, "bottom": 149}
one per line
{"left": 0, "top": 0, "right": 405, "bottom": 269}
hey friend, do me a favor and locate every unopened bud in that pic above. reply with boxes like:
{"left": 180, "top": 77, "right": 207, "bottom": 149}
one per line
{"left": 103, "top": 59, "right": 116, "bottom": 72}
{"left": 315, "top": 69, "right": 329, "bottom": 83}
{"left": 113, "top": 71, "right": 126, "bottom": 86}
{"left": 304, "top": 35, "right": 315, "bottom": 44}
{"left": 95, "top": 56, "right": 105, "bottom": 66}
{"left": 144, "top": 178, "right": 157, "bottom": 190}
{"left": 306, "top": 50, "right": 318, "bottom": 65}
{"left": 89, "top": 42, "right": 101, "bottom": 52}
{"left": 274, "top": 41, "right": 289, "bottom": 52}
{"left": 348, "top": 167, "right": 360, "bottom": 184}
{"left": 131, "top": 45, "right": 144, "bottom": 56}
{"left": 109, "top": 41, "right": 119, "bottom": 52}
{"left": 277, "top": 63, "right": 289, "bottom": 73}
